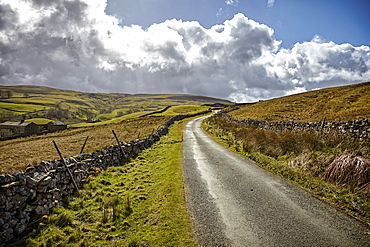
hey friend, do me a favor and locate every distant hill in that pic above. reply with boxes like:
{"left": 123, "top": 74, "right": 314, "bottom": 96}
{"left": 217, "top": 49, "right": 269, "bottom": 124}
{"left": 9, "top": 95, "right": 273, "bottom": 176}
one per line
{"left": 0, "top": 85, "right": 231, "bottom": 124}
{"left": 230, "top": 82, "right": 370, "bottom": 122}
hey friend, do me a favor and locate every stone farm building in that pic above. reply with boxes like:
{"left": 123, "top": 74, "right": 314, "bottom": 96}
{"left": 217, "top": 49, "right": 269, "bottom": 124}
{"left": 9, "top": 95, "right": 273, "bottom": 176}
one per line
{"left": 47, "top": 121, "right": 68, "bottom": 132}
{"left": 0, "top": 121, "right": 67, "bottom": 139}
{"left": 0, "top": 121, "right": 39, "bottom": 138}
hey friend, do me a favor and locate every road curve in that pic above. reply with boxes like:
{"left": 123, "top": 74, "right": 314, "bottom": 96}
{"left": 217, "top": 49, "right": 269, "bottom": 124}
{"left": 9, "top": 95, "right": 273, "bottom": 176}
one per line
{"left": 182, "top": 115, "right": 370, "bottom": 247}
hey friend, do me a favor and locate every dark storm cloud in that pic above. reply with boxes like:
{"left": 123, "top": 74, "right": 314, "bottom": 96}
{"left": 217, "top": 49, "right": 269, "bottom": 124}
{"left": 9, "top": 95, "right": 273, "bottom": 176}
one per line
{"left": 0, "top": 4, "right": 18, "bottom": 30}
{"left": 0, "top": 0, "right": 369, "bottom": 102}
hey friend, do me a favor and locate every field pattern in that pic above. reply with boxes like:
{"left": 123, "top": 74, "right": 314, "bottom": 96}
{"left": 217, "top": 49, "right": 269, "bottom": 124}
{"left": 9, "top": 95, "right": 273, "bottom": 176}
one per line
{"left": 0, "top": 85, "right": 230, "bottom": 125}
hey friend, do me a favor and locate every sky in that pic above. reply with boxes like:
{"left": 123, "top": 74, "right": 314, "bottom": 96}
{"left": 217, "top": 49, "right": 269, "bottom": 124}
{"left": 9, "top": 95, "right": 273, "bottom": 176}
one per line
{"left": 0, "top": 0, "right": 369, "bottom": 102}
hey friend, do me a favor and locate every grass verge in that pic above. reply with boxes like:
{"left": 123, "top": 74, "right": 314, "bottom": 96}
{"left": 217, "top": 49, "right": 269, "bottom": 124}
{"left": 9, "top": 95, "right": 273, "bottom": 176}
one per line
{"left": 203, "top": 115, "right": 370, "bottom": 227}
{"left": 25, "top": 120, "right": 196, "bottom": 246}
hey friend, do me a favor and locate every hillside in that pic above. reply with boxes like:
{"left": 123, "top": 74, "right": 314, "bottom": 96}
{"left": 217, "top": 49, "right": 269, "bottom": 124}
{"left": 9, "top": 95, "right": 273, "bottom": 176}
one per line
{"left": 230, "top": 82, "right": 370, "bottom": 122}
{"left": 0, "top": 85, "right": 231, "bottom": 124}
{"left": 203, "top": 82, "right": 370, "bottom": 227}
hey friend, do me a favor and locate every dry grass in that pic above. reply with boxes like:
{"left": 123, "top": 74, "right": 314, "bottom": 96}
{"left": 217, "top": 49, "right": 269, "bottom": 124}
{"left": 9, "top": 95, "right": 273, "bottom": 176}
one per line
{"left": 324, "top": 152, "right": 370, "bottom": 188}
{"left": 231, "top": 82, "right": 370, "bottom": 122}
{"left": 204, "top": 114, "right": 370, "bottom": 225}
{"left": 0, "top": 116, "right": 170, "bottom": 174}
{"left": 205, "top": 115, "right": 362, "bottom": 159}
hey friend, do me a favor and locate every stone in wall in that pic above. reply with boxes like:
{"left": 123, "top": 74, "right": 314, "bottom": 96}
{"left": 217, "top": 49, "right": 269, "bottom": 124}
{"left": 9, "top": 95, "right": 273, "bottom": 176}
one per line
{"left": 216, "top": 112, "right": 370, "bottom": 141}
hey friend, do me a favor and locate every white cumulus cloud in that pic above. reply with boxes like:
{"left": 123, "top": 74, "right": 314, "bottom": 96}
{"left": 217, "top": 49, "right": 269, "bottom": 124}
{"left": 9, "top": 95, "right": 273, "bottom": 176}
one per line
{"left": 225, "top": 0, "right": 239, "bottom": 6}
{"left": 267, "top": 0, "right": 275, "bottom": 8}
{"left": 0, "top": 0, "right": 369, "bottom": 102}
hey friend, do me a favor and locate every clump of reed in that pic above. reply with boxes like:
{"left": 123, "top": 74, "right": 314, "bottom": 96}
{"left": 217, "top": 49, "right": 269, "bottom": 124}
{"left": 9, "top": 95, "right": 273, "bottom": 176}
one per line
{"left": 324, "top": 152, "right": 370, "bottom": 190}
{"left": 102, "top": 195, "right": 132, "bottom": 224}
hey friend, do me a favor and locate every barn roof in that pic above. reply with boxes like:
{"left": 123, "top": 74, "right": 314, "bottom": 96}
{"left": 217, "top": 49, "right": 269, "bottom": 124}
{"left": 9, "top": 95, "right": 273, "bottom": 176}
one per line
{"left": 49, "top": 121, "right": 67, "bottom": 126}
{"left": 1, "top": 121, "right": 36, "bottom": 127}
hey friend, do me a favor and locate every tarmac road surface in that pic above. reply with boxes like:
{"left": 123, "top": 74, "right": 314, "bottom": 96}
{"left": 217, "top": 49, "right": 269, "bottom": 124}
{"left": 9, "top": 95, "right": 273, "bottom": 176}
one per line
{"left": 182, "top": 115, "right": 370, "bottom": 246}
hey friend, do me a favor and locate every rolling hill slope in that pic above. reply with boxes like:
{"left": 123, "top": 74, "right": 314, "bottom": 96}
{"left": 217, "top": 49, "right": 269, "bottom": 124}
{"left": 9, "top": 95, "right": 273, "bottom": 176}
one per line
{"left": 0, "top": 85, "right": 231, "bottom": 124}
{"left": 231, "top": 82, "right": 370, "bottom": 122}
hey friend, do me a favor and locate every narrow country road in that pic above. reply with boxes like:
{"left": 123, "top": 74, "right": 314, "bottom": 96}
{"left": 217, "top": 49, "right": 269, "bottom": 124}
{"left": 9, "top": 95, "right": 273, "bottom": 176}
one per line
{"left": 182, "top": 115, "right": 370, "bottom": 247}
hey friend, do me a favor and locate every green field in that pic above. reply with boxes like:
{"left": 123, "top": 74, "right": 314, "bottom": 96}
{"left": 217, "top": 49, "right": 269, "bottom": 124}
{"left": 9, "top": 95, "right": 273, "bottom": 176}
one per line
{"left": 0, "top": 85, "right": 231, "bottom": 125}
{"left": 0, "top": 102, "right": 51, "bottom": 112}
{"left": 25, "top": 118, "right": 54, "bottom": 124}
{"left": 0, "top": 97, "right": 60, "bottom": 106}
{"left": 152, "top": 105, "right": 211, "bottom": 116}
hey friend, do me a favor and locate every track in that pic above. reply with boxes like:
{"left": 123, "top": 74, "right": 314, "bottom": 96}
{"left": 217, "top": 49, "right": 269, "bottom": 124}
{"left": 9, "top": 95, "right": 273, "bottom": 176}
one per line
{"left": 182, "top": 115, "right": 370, "bottom": 246}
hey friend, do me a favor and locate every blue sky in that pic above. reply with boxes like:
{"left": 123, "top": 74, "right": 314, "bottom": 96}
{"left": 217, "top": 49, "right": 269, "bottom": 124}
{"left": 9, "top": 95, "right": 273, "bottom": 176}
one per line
{"left": 105, "top": 0, "right": 370, "bottom": 48}
{"left": 1, "top": 0, "right": 369, "bottom": 102}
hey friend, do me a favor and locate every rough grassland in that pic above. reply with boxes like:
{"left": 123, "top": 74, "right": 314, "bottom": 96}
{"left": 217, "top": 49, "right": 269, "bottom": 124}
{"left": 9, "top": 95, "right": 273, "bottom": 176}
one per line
{"left": 201, "top": 81, "right": 370, "bottom": 227}
{"left": 231, "top": 82, "right": 370, "bottom": 122}
{"left": 26, "top": 119, "right": 196, "bottom": 246}
{"left": 0, "top": 116, "right": 169, "bottom": 174}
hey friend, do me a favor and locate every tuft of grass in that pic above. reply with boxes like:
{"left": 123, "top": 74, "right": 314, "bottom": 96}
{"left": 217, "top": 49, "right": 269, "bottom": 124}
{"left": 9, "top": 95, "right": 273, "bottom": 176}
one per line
{"left": 324, "top": 152, "right": 370, "bottom": 189}
{"left": 48, "top": 208, "right": 74, "bottom": 228}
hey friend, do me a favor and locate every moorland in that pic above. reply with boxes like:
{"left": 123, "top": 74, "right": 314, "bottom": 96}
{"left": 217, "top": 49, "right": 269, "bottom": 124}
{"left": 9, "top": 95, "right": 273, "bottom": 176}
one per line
{"left": 203, "top": 82, "right": 370, "bottom": 228}
{"left": 1, "top": 82, "right": 369, "bottom": 246}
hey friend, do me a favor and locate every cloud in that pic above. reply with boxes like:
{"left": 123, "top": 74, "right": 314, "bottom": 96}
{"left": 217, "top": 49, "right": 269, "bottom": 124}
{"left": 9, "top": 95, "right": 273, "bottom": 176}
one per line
{"left": 267, "top": 0, "right": 275, "bottom": 8}
{"left": 261, "top": 36, "right": 370, "bottom": 91}
{"left": 0, "top": 0, "right": 369, "bottom": 102}
{"left": 225, "top": 0, "right": 239, "bottom": 6}
{"left": 216, "top": 8, "right": 225, "bottom": 18}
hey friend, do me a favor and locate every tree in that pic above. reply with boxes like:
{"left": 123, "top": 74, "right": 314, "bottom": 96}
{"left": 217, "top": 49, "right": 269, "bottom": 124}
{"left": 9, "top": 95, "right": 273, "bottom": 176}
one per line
{"left": 0, "top": 90, "right": 12, "bottom": 99}
{"left": 5, "top": 90, "right": 13, "bottom": 98}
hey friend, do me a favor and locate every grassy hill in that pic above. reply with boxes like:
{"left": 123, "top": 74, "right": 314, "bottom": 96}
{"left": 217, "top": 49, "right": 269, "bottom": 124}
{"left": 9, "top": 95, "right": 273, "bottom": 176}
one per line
{"left": 230, "top": 82, "right": 370, "bottom": 122}
{"left": 0, "top": 85, "right": 231, "bottom": 125}
{"left": 203, "top": 82, "right": 370, "bottom": 226}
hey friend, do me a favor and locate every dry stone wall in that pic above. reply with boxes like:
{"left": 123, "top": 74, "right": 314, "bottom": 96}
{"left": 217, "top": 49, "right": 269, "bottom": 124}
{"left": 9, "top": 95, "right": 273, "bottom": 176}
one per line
{"left": 217, "top": 112, "right": 370, "bottom": 141}
{"left": 0, "top": 111, "right": 211, "bottom": 244}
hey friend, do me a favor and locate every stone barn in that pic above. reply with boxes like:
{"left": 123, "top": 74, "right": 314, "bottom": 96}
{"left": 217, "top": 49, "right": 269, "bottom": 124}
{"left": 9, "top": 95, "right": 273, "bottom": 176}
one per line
{"left": 0, "top": 121, "right": 39, "bottom": 138}
{"left": 47, "top": 121, "right": 67, "bottom": 132}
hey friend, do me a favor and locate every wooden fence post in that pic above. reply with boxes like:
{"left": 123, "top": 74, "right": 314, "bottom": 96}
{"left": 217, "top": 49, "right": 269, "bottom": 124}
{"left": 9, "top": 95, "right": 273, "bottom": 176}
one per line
{"left": 112, "top": 130, "right": 127, "bottom": 159}
{"left": 321, "top": 117, "right": 326, "bottom": 132}
{"left": 79, "top": 136, "right": 89, "bottom": 154}
{"left": 52, "top": 140, "right": 79, "bottom": 192}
